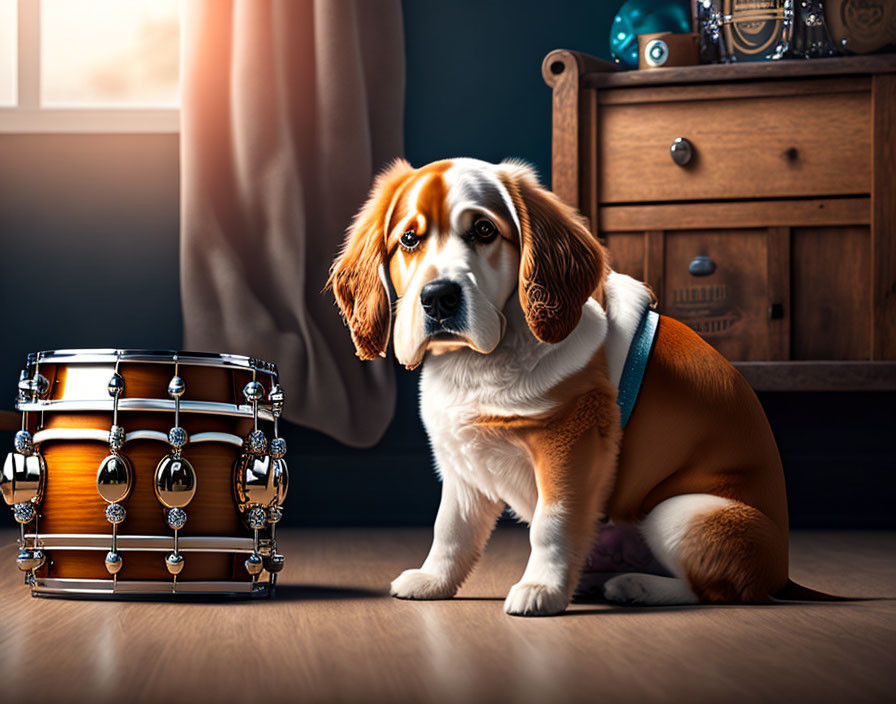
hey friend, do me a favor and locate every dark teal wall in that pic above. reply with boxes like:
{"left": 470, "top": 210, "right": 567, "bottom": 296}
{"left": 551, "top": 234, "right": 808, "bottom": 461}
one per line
{"left": 402, "top": 0, "right": 615, "bottom": 178}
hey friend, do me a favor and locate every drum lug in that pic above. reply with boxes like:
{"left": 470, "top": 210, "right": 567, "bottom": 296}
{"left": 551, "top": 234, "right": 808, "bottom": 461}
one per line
{"left": 233, "top": 453, "right": 277, "bottom": 516}
{"left": 154, "top": 455, "right": 198, "bottom": 509}
{"left": 3, "top": 448, "right": 46, "bottom": 507}
{"left": 153, "top": 360, "right": 199, "bottom": 590}
{"left": 8, "top": 413, "right": 46, "bottom": 578}
{"left": 16, "top": 545, "right": 45, "bottom": 571}
{"left": 96, "top": 453, "right": 133, "bottom": 504}
{"left": 263, "top": 553, "right": 285, "bottom": 574}
{"left": 98, "top": 360, "right": 134, "bottom": 581}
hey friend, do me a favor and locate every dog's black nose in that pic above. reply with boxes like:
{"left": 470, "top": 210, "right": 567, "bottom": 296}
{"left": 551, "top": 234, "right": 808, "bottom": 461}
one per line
{"left": 421, "top": 279, "right": 462, "bottom": 320}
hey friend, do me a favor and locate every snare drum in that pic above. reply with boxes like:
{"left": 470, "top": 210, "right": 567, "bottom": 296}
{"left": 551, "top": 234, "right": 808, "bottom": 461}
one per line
{"left": 1, "top": 349, "right": 289, "bottom": 597}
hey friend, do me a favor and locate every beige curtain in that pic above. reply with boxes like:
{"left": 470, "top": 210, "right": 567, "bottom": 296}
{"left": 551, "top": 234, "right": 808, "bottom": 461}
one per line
{"left": 180, "top": 0, "right": 403, "bottom": 447}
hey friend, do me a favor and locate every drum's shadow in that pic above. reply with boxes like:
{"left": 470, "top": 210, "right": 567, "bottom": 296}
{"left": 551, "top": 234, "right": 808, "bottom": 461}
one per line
{"left": 269, "top": 584, "right": 385, "bottom": 601}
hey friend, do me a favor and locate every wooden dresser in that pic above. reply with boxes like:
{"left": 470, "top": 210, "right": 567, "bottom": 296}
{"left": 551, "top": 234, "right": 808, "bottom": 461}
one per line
{"left": 543, "top": 51, "right": 896, "bottom": 390}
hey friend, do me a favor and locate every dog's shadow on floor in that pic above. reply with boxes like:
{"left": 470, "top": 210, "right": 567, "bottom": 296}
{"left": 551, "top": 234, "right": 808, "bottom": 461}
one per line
{"left": 267, "top": 583, "right": 893, "bottom": 607}
{"left": 563, "top": 595, "right": 891, "bottom": 616}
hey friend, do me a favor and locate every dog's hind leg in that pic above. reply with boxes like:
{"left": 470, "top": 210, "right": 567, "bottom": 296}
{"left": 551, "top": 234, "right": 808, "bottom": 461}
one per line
{"left": 604, "top": 493, "right": 788, "bottom": 606}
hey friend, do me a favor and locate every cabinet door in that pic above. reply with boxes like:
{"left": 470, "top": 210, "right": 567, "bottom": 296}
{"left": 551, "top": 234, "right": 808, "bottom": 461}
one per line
{"left": 600, "top": 199, "right": 876, "bottom": 365}
{"left": 605, "top": 228, "right": 781, "bottom": 362}
{"left": 792, "top": 225, "right": 871, "bottom": 360}
{"left": 663, "top": 229, "right": 771, "bottom": 361}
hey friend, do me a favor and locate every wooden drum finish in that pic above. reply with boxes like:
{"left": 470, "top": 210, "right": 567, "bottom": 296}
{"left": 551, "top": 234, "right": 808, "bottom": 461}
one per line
{"left": 8, "top": 350, "right": 284, "bottom": 597}
{"left": 38, "top": 413, "right": 254, "bottom": 581}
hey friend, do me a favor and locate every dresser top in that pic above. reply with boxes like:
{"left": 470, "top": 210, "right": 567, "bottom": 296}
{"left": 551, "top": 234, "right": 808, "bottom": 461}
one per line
{"left": 543, "top": 51, "right": 896, "bottom": 90}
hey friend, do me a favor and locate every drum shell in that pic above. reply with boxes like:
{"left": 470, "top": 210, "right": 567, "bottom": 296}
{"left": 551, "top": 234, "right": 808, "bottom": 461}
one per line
{"left": 22, "top": 357, "right": 276, "bottom": 586}
{"left": 33, "top": 411, "right": 259, "bottom": 581}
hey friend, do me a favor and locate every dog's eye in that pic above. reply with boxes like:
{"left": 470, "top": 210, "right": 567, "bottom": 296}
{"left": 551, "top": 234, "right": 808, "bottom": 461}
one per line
{"left": 472, "top": 218, "right": 498, "bottom": 243}
{"left": 400, "top": 229, "right": 420, "bottom": 250}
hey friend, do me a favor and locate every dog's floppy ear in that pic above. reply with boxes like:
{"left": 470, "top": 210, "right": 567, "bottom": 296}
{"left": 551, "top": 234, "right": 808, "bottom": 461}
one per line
{"left": 328, "top": 159, "right": 414, "bottom": 360}
{"left": 499, "top": 161, "right": 607, "bottom": 344}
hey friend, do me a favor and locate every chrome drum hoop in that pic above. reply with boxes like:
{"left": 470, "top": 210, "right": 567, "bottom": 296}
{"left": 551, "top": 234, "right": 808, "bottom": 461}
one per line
{"left": 16, "top": 349, "right": 279, "bottom": 418}
{"left": 17, "top": 398, "right": 276, "bottom": 420}
{"left": 26, "top": 533, "right": 263, "bottom": 553}
{"left": 24, "top": 349, "right": 278, "bottom": 375}
{"left": 31, "top": 578, "right": 271, "bottom": 597}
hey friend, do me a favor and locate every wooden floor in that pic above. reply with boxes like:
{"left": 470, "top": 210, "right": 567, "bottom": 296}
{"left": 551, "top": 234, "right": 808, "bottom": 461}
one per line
{"left": 2, "top": 527, "right": 894, "bottom": 704}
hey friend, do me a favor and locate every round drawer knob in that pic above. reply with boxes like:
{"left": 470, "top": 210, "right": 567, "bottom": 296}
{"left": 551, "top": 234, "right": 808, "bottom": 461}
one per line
{"left": 670, "top": 137, "right": 694, "bottom": 166}
{"left": 689, "top": 255, "right": 716, "bottom": 277}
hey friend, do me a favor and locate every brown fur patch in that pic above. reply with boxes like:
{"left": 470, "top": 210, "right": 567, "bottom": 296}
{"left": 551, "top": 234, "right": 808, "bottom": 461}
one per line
{"left": 385, "top": 161, "right": 454, "bottom": 252}
{"left": 415, "top": 172, "right": 449, "bottom": 241}
{"left": 679, "top": 502, "right": 788, "bottom": 603}
{"left": 498, "top": 168, "right": 608, "bottom": 344}
{"left": 545, "top": 349, "right": 619, "bottom": 440}
{"left": 474, "top": 349, "right": 621, "bottom": 534}
{"left": 388, "top": 239, "right": 430, "bottom": 298}
{"left": 529, "top": 351, "right": 621, "bottom": 507}
{"left": 606, "top": 315, "right": 789, "bottom": 542}
{"left": 328, "top": 159, "right": 416, "bottom": 360}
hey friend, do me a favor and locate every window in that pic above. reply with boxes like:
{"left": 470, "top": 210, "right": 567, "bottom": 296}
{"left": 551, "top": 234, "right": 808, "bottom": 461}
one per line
{"left": 0, "top": 0, "right": 15, "bottom": 106}
{"left": 0, "top": 0, "right": 179, "bottom": 132}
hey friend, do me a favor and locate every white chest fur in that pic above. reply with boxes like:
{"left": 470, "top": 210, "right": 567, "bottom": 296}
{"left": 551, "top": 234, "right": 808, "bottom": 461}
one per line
{"left": 417, "top": 272, "right": 651, "bottom": 522}
{"left": 419, "top": 296, "right": 605, "bottom": 521}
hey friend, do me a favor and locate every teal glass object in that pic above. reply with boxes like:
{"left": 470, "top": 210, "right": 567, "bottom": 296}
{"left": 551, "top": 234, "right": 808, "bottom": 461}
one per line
{"left": 609, "top": 0, "right": 692, "bottom": 69}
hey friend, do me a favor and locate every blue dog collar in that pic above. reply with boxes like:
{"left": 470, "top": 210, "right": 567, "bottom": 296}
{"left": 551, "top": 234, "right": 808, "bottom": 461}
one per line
{"left": 616, "top": 306, "right": 659, "bottom": 429}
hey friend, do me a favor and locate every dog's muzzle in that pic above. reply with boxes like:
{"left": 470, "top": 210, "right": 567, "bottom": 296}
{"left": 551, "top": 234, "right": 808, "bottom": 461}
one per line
{"left": 421, "top": 278, "right": 465, "bottom": 334}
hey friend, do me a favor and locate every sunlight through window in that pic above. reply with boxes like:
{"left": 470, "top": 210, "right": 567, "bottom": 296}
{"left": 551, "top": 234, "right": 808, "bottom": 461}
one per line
{"left": 0, "top": 0, "right": 15, "bottom": 106}
{"left": 41, "top": 0, "right": 179, "bottom": 107}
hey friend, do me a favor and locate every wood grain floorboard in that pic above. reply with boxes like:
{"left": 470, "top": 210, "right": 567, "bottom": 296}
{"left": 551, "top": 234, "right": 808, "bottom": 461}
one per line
{"left": 1, "top": 527, "right": 894, "bottom": 704}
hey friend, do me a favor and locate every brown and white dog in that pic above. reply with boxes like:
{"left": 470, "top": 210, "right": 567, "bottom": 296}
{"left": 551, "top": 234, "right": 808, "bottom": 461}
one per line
{"left": 329, "top": 158, "right": 789, "bottom": 616}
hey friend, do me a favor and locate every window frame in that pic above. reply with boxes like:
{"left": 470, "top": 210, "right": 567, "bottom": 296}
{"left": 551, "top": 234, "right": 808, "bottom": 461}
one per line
{"left": 0, "top": 0, "right": 179, "bottom": 133}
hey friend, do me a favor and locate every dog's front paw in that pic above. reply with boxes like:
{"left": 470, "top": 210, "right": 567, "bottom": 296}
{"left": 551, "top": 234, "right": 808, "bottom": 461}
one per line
{"left": 504, "top": 581, "right": 569, "bottom": 617}
{"left": 390, "top": 569, "right": 457, "bottom": 600}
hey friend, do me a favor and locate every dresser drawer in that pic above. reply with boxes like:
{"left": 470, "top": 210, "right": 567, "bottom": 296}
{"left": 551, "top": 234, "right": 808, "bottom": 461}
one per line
{"left": 598, "top": 90, "right": 871, "bottom": 204}
{"left": 601, "top": 196, "right": 878, "bottom": 363}
{"left": 660, "top": 229, "right": 772, "bottom": 361}
{"left": 604, "top": 226, "right": 777, "bottom": 361}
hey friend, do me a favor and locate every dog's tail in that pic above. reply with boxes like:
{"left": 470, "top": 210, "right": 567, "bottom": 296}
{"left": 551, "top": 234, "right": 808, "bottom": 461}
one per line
{"left": 772, "top": 579, "right": 854, "bottom": 602}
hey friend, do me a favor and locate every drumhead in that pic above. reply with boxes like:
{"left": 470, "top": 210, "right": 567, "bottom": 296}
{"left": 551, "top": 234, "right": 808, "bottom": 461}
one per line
{"left": 26, "top": 349, "right": 278, "bottom": 375}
